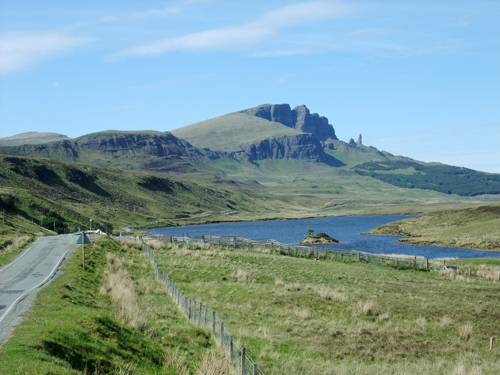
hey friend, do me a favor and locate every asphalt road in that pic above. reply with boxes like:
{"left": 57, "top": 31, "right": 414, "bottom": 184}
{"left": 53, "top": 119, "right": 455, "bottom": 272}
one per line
{"left": 0, "top": 234, "right": 79, "bottom": 346}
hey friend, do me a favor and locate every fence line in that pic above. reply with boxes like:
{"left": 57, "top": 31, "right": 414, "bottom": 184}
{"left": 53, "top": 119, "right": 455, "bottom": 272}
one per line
{"left": 116, "top": 235, "right": 264, "bottom": 375}
{"left": 149, "top": 233, "right": 434, "bottom": 270}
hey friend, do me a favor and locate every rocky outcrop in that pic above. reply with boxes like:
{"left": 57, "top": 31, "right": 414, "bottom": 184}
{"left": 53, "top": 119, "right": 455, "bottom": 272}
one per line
{"left": 300, "top": 233, "right": 340, "bottom": 245}
{"left": 357, "top": 134, "right": 362, "bottom": 145}
{"left": 240, "top": 104, "right": 338, "bottom": 142}
{"left": 73, "top": 132, "right": 206, "bottom": 159}
{"left": 243, "top": 134, "right": 328, "bottom": 163}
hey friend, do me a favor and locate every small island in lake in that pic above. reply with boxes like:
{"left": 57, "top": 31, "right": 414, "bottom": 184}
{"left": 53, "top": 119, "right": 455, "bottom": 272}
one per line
{"left": 300, "top": 229, "right": 341, "bottom": 245}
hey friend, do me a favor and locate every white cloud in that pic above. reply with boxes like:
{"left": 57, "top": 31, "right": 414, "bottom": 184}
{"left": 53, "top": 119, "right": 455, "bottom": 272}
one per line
{"left": 114, "top": 0, "right": 357, "bottom": 58}
{"left": 0, "top": 32, "right": 90, "bottom": 75}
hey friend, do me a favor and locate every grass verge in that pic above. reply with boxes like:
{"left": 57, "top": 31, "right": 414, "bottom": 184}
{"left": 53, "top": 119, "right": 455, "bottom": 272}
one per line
{"left": 0, "top": 237, "right": 234, "bottom": 375}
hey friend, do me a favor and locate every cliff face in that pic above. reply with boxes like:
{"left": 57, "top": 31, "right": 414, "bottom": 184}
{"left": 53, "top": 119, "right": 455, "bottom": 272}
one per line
{"left": 73, "top": 132, "right": 206, "bottom": 158}
{"left": 243, "top": 134, "right": 328, "bottom": 163}
{"left": 0, "top": 132, "right": 215, "bottom": 161}
{"left": 241, "top": 104, "right": 338, "bottom": 142}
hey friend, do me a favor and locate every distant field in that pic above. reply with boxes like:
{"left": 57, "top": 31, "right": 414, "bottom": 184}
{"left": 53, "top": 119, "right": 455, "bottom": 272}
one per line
{"left": 153, "top": 241, "right": 500, "bottom": 374}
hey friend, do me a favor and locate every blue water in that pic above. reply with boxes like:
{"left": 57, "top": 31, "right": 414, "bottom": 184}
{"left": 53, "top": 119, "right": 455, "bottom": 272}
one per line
{"left": 152, "top": 215, "right": 500, "bottom": 259}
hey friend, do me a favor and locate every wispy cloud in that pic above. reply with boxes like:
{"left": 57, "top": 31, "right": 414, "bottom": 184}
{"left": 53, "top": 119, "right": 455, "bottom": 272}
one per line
{"left": 0, "top": 32, "right": 90, "bottom": 75}
{"left": 113, "top": 1, "right": 357, "bottom": 58}
{"left": 131, "top": 0, "right": 214, "bottom": 18}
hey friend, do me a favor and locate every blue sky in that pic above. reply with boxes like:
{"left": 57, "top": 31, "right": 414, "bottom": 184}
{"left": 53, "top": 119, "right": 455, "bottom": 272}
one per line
{"left": 1, "top": 0, "right": 499, "bottom": 173}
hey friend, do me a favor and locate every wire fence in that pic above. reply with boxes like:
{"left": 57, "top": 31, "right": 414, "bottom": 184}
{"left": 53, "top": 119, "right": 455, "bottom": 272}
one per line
{"left": 150, "top": 233, "right": 435, "bottom": 270}
{"left": 116, "top": 235, "right": 264, "bottom": 375}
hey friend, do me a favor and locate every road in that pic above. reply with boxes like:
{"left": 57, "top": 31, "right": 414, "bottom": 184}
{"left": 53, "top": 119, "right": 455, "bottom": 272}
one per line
{"left": 0, "top": 234, "right": 79, "bottom": 346}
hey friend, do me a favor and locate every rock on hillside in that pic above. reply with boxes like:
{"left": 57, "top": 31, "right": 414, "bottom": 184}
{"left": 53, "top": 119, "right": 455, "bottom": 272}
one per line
{"left": 241, "top": 104, "right": 338, "bottom": 142}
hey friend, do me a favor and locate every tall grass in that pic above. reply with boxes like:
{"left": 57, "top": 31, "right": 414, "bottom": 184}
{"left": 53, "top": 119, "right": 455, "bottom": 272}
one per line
{"left": 100, "top": 252, "right": 146, "bottom": 331}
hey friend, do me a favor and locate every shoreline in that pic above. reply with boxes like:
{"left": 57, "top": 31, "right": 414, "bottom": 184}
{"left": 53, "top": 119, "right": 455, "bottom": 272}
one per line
{"left": 364, "top": 232, "right": 500, "bottom": 253}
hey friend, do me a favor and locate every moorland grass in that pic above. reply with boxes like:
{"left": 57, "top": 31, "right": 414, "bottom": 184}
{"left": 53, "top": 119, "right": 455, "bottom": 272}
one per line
{"left": 0, "top": 237, "right": 234, "bottom": 375}
{"left": 153, "top": 242, "right": 500, "bottom": 374}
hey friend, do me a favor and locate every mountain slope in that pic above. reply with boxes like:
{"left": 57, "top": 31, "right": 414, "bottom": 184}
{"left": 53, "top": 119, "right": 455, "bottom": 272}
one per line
{"left": 171, "top": 112, "right": 302, "bottom": 152}
{"left": 353, "top": 160, "right": 500, "bottom": 196}
{"left": 0, "top": 132, "right": 69, "bottom": 146}
{"left": 0, "top": 155, "right": 266, "bottom": 233}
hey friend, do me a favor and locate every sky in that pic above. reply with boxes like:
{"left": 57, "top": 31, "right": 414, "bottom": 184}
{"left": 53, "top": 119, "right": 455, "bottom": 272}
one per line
{"left": 0, "top": 0, "right": 499, "bottom": 173}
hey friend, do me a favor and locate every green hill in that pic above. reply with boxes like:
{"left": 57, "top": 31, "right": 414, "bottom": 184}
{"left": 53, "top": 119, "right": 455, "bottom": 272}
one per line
{"left": 0, "top": 132, "right": 69, "bottom": 146}
{"left": 171, "top": 112, "right": 301, "bottom": 152}
{"left": 353, "top": 160, "right": 500, "bottom": 196}
{"left": 0, "top": 155, "right": 269, "bottom": 234}
{"left": 370, "top": 201, "right": 500, "bottom": 249}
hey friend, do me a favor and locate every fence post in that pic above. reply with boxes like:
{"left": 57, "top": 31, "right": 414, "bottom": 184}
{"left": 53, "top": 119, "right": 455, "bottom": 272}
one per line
{"left": 233, "top": 236, "right": 236, "bottom": 249}
{"left": 212, "top": 311, "right": 216, "bottom": 336}
{"left": 193, "top": 301, "right": 196, "bottom": 322}
{"left": 220, "top": 322, "right": 224, "bottom": 346}
{"left": 253, "top": 364, "right": 258, "bottom": 375}
{"left": 241, "top": 347, "right": 246, "bottom": 375}
{"left": 426, "top": 258, "right": 429, "bottom": 269}
{"left": 357, "top": 252, "right": 360, "bottom": 261}
{"left": 218, "top": 236, "right": 221, "bottom": 247}
{"left": 204, "top": 305, "right": 208, "bottom": 328}
{"left": 198, "top": 303, "right": 202, "bottom": 326}
{"left": 230, "top": 335, "right": 234, "bottom": 362}
{"left": 414, "top": 256, "right": 417, "bottom": 267}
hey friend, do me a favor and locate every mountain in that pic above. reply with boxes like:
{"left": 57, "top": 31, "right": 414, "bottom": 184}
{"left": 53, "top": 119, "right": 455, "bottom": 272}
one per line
{"left": 0, "top": 132, "right": 69, "bottom": 146}
{"left": 0, "top": 130, "right": 226, "bottom": 179}
{"left": 1, "top": 104, "right": 499, "bottom": 212}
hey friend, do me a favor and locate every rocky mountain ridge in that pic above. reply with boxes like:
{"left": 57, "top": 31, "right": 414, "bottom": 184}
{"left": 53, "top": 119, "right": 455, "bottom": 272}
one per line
{"left": 240, "top": 104, "right": 338, "bottom": 142}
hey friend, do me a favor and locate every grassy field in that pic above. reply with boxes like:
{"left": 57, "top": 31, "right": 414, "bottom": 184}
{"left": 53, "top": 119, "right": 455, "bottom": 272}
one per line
{"left": 370, "top": 201, "right": 500, "bottom": 250}
{"left": 151, "top": 241, "right": 500, "bottom": 375}
{"left": 0, "top": 237, "right": 234, "bottom": 375}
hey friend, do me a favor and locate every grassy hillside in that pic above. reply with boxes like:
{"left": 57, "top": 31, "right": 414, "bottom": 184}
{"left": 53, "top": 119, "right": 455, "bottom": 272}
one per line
{"left": 152, "top": 241, "right": 500, "bottom": 374}
{"left": 0, "top": 155, "right": 271, "bottom": 234}
{"left": 0, "top": 237, "right": 233, "bottom": 374}
{"left": 171, "top": 113, "right": 301, "bottom": 152}
{"left": 354, "top": 160, "right": 500, "bottom": 196}
{"left": 0, "top": 132, "right": 69, "bottom": 146}
{"left": 370, "top": 201, "right": 500, "bottom": 250}
{"left": 325, "top": 141, "right": 408, "bottom": 168}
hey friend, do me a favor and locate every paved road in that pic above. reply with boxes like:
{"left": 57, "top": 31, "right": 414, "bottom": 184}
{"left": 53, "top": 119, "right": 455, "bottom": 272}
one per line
{"left": 0, "top": 234, "right": 79, "bottom": 346}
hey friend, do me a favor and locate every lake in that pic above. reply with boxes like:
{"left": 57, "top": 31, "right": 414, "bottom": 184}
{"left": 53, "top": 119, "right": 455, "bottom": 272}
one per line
{"left": 152, "top": 215, "right": 500, "bottom": 259}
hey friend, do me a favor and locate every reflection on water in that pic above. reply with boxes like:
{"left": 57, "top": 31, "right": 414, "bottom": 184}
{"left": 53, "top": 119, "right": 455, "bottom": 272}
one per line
{"left": 153, "top": 215, "right": 500, "bottom": 259}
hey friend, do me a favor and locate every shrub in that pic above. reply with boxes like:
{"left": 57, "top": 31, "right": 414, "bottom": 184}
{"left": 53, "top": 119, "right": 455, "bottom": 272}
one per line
{"left": 234, "top": 269, "right": 251, "bottom": 283}
{"left": 459, "top": 323, "right": 473, "bottom": 341}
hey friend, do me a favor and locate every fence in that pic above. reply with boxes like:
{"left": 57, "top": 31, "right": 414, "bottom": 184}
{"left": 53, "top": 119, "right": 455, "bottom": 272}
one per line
{"left": 150, "top": 233, "right": 434, "bottom": 270}
{"left": 116, "top": 235, "right": 264, "bottom": 375}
